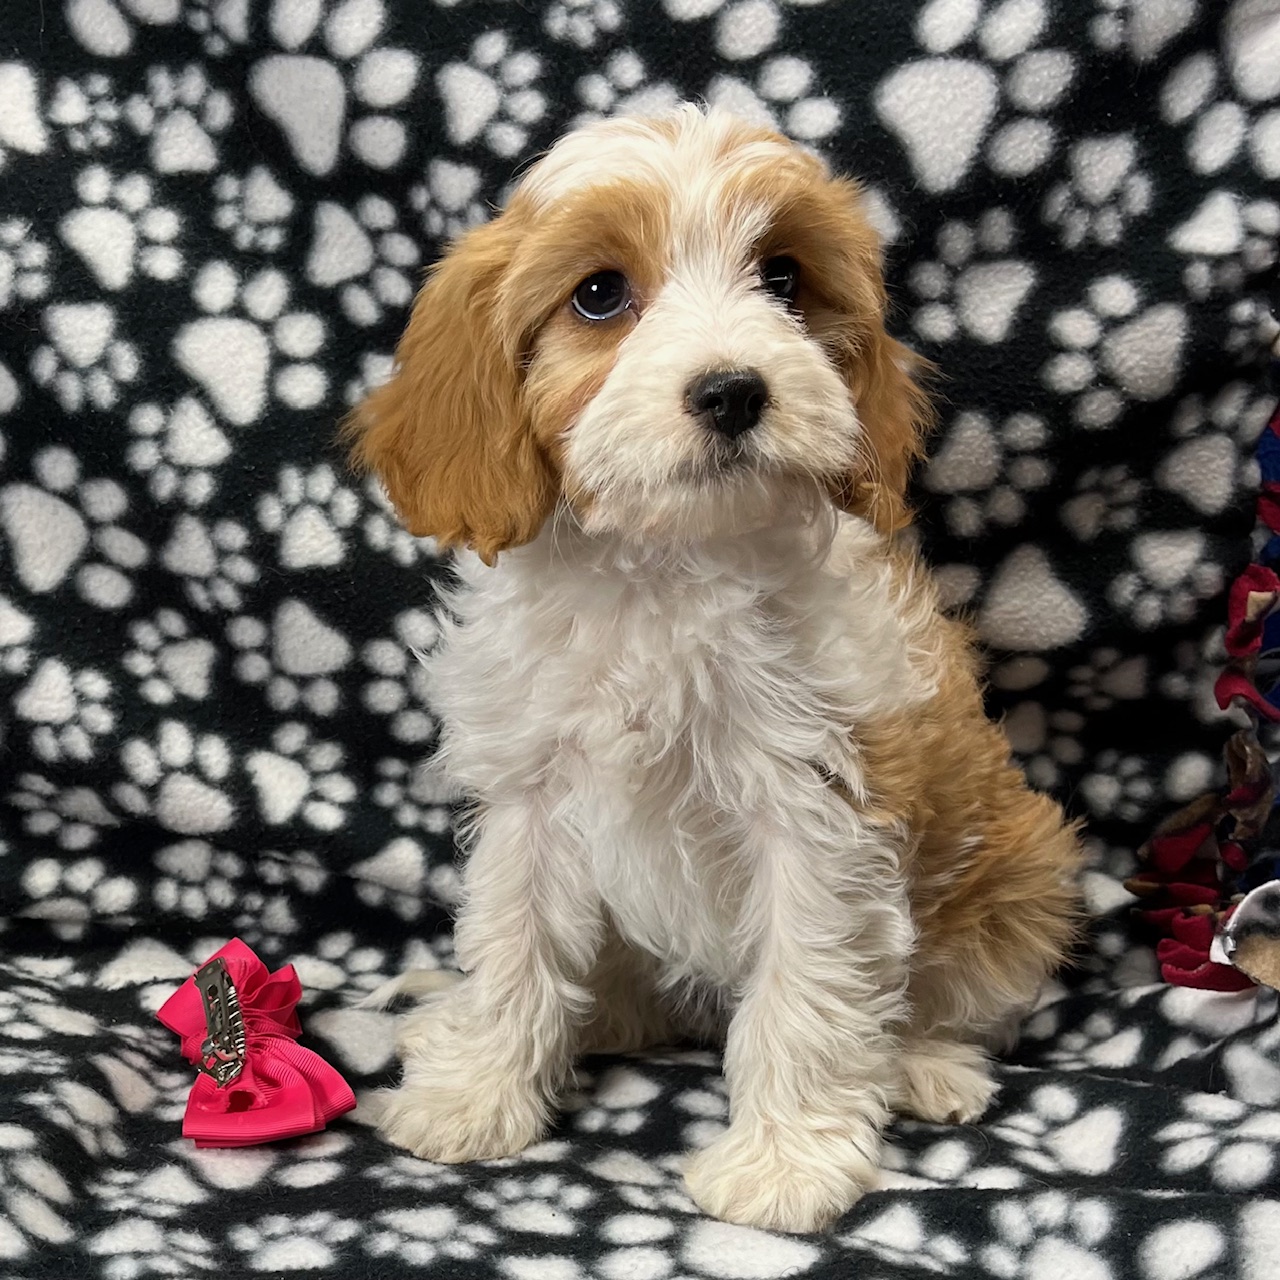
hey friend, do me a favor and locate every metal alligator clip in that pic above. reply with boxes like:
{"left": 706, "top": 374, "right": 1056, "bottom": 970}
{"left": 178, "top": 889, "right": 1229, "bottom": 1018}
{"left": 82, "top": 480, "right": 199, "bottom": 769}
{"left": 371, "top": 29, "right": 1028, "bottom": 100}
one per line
{"left": 195, "top": 956, "right": 247, "bottom": 1088}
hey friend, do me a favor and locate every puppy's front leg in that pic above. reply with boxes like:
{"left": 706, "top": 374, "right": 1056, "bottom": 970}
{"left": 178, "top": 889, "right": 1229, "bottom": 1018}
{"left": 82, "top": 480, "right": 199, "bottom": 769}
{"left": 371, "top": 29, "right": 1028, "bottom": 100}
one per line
{"left": 685, "top": 816, "right": 912, "bottom": 1233}
{"left": 378, "top": 796, "right": 600, "bottom": 1163}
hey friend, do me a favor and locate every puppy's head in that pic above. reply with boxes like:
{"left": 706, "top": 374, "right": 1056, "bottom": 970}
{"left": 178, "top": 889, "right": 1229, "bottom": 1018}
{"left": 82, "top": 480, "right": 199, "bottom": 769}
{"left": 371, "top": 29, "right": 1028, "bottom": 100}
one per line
{"left": 350, "top": 106, "right": 931, "bottom": 561}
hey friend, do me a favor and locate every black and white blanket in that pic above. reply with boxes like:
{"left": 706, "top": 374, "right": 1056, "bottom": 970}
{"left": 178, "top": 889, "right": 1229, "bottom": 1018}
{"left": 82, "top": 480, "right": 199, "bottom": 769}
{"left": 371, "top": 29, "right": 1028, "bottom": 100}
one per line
{"left": 2, "top": 1, "right": 1279, "bottom": 1276}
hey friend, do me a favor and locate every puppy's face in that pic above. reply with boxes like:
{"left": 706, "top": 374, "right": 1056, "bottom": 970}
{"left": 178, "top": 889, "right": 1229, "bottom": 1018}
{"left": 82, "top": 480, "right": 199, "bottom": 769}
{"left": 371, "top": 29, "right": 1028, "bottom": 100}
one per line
{"left": 352, "top": 107, "right": 930, "bottom": 561}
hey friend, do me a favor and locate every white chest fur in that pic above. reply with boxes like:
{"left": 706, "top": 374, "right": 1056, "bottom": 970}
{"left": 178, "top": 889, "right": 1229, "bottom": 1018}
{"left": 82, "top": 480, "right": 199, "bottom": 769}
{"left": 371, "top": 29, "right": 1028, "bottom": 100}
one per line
{"left": 426, "top": 518, "right": 933, "bottom": 986}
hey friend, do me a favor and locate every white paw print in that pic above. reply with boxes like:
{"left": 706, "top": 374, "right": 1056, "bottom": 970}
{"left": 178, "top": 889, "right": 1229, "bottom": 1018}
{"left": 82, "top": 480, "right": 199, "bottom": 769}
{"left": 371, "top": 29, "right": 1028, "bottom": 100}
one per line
{"left": 1089, "top": 0, "right": 1198, "bottom": 59}
{"left": 545, "top": 0, "right": 623, "bottom": 48}
{"left": 229, "top": 1212, "right": 361, "bottom": 1270}
{"left": 344, "top": 350, "right": 394, "bottom": 408}
{"left": 437, "top": 31, "right": 546, "bottom": 158}
{"left": 19, "top": 855, "right": 138, "bottom": 937}
{"left": 362, "top": 477, "right": 440, "bottom": 565}
{"left": 114, "top": 719, "right": 236, "bottom": 836}
{"left": 1171, "top": 193, "right": 1280, "bottom": 302}
{"left": 982, "top": 1189, "right": 1113, "bottom": 1278}
{"left": 258, "top": 463, "right": 361, "bottom": 570}
{"left": 48, "top": 72, "right": 121, "bottom": 152}
{"left": 842, "top": 1203, "right": 974, "bottom": 1272}
{"left": 14, "top": 659, "right": 115, "bottom": 764}
{"left": 123, "top": 64, "right": 233, "bottom": 174}
{"left": 1066, "top": 648, "right": 1148, "bottom": 712}
{"left": 1043, "top": 133, "right": 1152, "bottom": 248}
{"left": 364, "top": 1204, "right": 498, "bottom": 1267}
{"left": 0, "top": 447, "right": 148, "bottom": 608}
{"left": 246, "top": 721, "right": 355, "bottom": 831}
{"left": 20, "top": 1078, "right": 125, "bottom": 1159}
{"left": 350, "top": 829, "right": 451, "bottom": 919}
{"left": 8, "top": 774, "right": 120, "bottom": 851}
{"left": 879, "top": 0, "right": 1076, "bottom": 190}
{"left": 0, "top": 219, "right": 52, "bottom": 309}
{"left": 0, "top": 1133, "right": 77, "bottom": 1263}
{"left": 1161, "top": 626, "right": 1237, "bottom": 728}
{"left": 361, "top": 609, "right": 440, "bottom": 744}
{"left": 1161, "top": 11, "right": 1280, "bottom": 181}
{"left": 409, "top": 160, "right": 488, "bottom": 241}
{"left": 153, "top": 838, "right": 245, "bottom": 919}
{"left": 1060, "top": 463, "right": 1143, "bottom": 541}
{"left": 566, "top": 1066, "right": 662, "bottom": 1138}
{"left": 89, "top": 1215, "right": 217, "bottom": 1278}
{"left": 293, "top": 931, "right": 389, "bottom": 993}
{"left": 910, "top": 211, "right": 1036, "bottom": 345}
{"left": 573, "top": 51, "right": 679, "bottom": 127}
{"left": 213, "top": 166, "right": 296, "bottom": 252}
{"left": 469, "top": 1172, "right": 595, "bottom": 1236}
{"left": 1002, "top": 700, "right": 1085, "bottom": 791}
{"left": 123, "top": 608, "right": 217, "bottom": 704}
{"left": 924, "top": 410, "right": 1052, "bottom": 536}
{"left": 1110, "top": 530, "right": 1222, "bottom": 629}
{"left": 305, "top": 195, "right": 420, "bottom": 327}
{"left": 186, "top": 0, "right": 250, "bottom": 57}
{"left": 1078, "top": 749, "right": 1155, "bottom": 821}
{"left": 30, "top": 302, "right": 140, "bottom": 411}
{"left": 127, "top": 397, "right": 231, "bottom": 506}
{"left": 1225, "top": 294, "right": 1280, "bottom": 359}
{"left": 61, "top": 165, "right": 183, "bottom": 291}
{"left": 1158, "top": 1092, "right": 1280, "bottom": 1191}
{"left": 161, "top": 513, "right": 258, "bottom": 612}
{"left": 0, "top": 591, "right": 35, "bottom": 675}
{"left": 227, "top": 598, "right": 351, "bottom": 715}
{"left": 64, "top": 0, "right": 182, "bottom": 58}
{"left": 709, "top": 54, "right": 842, "bottom": 142}
{"left": 253, "top": 0, "right": 421, "bottom": 174}
{"left": 372, "top": 758, "right": 456, "bottom": 835}
{"left": 175, "top": 262, "right": 327, "bottom": 426}
{"left": 1042, "top": 276, "right": 1187, "bottom": 427}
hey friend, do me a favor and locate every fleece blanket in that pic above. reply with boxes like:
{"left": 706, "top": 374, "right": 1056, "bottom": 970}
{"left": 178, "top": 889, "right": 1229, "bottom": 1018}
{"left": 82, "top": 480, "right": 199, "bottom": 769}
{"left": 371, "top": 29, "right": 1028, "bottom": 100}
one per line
{"left": 2, "top": 0, "right": 1280, "bottom": 1276}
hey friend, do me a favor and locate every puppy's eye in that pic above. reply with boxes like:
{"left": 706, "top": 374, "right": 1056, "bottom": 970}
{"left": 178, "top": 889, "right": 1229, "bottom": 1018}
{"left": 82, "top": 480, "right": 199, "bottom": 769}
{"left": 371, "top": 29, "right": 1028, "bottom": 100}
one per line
{"left": 760, "top": 255, "right": 800, "bottom": 303}
{"left": 572, "top": 270, "right": 631, "bottom": 321}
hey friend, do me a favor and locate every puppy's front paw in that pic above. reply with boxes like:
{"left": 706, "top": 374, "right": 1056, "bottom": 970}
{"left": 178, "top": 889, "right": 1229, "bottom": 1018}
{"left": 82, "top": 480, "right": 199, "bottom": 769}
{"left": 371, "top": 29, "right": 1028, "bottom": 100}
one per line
{"left": 375, "top": 1080, "right": 547, "bottom": 1164}
{"left": 893, "top": 1038, "right": 998, "bottom": 1125}
{"left": 684, "top": 1125, "right": 877, "bottom": 1233}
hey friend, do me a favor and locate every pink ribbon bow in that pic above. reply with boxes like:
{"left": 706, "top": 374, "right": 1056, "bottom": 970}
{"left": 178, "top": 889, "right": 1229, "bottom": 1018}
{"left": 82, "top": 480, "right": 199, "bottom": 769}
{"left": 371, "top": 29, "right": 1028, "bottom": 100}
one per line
{"left": 157, "top": 938, "right": 356, "bottom": 1147}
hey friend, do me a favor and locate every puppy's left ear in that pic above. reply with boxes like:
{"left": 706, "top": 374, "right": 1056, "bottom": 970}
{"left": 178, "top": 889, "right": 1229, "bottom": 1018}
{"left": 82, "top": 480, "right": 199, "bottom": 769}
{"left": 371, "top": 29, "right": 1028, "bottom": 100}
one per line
{"left": 834, "top": 325, "right": 934, "bottom": 536}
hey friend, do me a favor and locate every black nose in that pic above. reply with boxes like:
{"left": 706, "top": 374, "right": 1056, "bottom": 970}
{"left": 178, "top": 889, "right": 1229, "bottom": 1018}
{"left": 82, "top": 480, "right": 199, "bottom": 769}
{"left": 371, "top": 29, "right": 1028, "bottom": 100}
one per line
{"left": 687, "top": 369, "right": 769, "bottom": 440}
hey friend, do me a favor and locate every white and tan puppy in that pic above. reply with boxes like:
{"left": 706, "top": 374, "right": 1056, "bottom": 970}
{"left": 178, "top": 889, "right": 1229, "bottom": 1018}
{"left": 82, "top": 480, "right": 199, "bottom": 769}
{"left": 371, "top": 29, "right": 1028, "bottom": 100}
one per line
{"left": 350, "top": 104, "right": 1082, "bottom": 1233}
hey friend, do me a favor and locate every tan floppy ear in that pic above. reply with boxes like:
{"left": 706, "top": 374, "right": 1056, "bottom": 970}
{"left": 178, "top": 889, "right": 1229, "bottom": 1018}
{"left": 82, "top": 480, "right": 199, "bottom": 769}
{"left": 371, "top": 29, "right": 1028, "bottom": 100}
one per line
{"left": 345, "top": 214, "right": 556, "bottom": 565}
{"left": 835, "top": 324, "right": 935, "bottom": 538}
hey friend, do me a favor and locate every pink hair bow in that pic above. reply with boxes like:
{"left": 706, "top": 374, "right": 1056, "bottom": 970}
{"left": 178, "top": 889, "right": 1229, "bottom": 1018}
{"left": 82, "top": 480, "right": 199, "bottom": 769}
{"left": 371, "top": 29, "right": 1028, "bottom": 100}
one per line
{"left": 157, "top": 938, "right": 356, "bottom": 1147}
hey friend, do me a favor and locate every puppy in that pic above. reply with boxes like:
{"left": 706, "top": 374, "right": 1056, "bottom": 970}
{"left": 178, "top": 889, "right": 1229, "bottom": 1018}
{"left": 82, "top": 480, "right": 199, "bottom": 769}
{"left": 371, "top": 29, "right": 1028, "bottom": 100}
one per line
{"left": 349, "top": 105, "right": 1083, "bottom": 1233}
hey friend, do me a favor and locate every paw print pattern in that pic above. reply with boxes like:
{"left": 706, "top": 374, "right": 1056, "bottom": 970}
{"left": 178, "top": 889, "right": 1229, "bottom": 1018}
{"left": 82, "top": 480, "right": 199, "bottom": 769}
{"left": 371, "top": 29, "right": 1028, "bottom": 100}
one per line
{"left": 123, "top": 65, "right": 234, "bottom": 175}
{"left": 842, "top": 1203, "right": 974, "bottom": 1272}
{"left": 15, "top": 660, "right": 116, "bottom": 764}
{"left": 1171, "top": 192, "right": 1280, "bottom": 301}
{"left": 709, "top": 54, "right": 842, "bottom": 141}
{"left": 228, "top": 1212, "right": 360, "bottom": 1271}
{"left": 566, "top": 1066, "right": 662, "bottom": 1137}
{"left": 1041, "top": 276, "right": 1187, "bottom": 428}
{"left": 127, "top": 397, "right": 231, "bottom": 506}
{"left": 213, "top": 166, "right": 296, "bottom": 253}
{"left": 573, "top": 50, "right": 678, "bottom": 127}
{"left": 1158, "top": 1092, "right": 1280, "bottom": 1191}
{"left": 88, "top": 1216, "right": 218, "bottom": 1278}
{"left": 1089, "top": 0, "right": 1199, "bottom": 62}
{"left": 258, "top": 463, "right": 361, "bottom": 570}
{"left": 153, "top": 838, "right": 245, "bottom": 919}
{"left": 0, "top": 218, "right": 52, "bottom": 309}
{"left": 1043, "top": 134, "right": 1152, "bottom": 248}
{"left": 48, "top": 73, "right": 121, "bottom": 152}
{"left": 361, "top": 609, "right": 440, "bottom": 744}
{"left": 293, "top": 931, "right": 389, "bottom": 994}
{"left": 468, "top": 1172, "right": 595, "bottom": 1237}
{"left": 410, "top": 160, "right": 488, "bottom": 241}
{"left": 1110, "top": 531, "right": 1222, "bottom": 629}
{"left": 61, "top": 165, "right": 183, "bottom": 291}
{"left": 1225, "top": 294, "right": 1280, "bottom": 359}
{"left": 8, "top": 774, "right": 120, "bottom": 851}
{"left": 924, "top": 411, "right": 1053, "bottom": 537}
{"left": 982, "top": 1190, "right": 1114, "bottom": 1278}
{"left": 363, "top": 477, "right": 440, "bottom": 566}
{"left": 364, "top": 1205, "right": 498, "bottom": 1267}
{"left": 910, "top": 211, "right": 1035, "bottom": 345}
{"left": 161, "top": 514, "right": 258, "bottom": 612}
{"left": 246, "top": 721, "right": 355, "bottom": 831}
{"left": 305, "top": 196, "right": 419, "bottom": 327}
{"left": 0, "top": 1128, "right": 77, "bottom": 1261}
{"left": 878, "top": 0, "right": 1076, "bottom": 191}
{"left": 1066, "top": 649, "right": 1148, "bottom": 711}
{"left": 113, "top": 719, "right": 236, "bottom": 836}
{"left": 0, "top": 592, "right": 35, "bottom": 675}
{"left": 19, "top": 854, "right": 138, "bottom": 936}
{"left": 1079, "top": 749, "right": 1155, "bottom": 822}
{"left": 344, "top": 351, "right": 394, "bottom": 409}
{"left": 123, "top": 608, "right": 217, "bottom": 704}
{"left": 1060, "top": 463, "right": 1143, "bottom": 541}
{"left": 0, "top": 447, "right": 148, "bottom": 610}
{"left": 1160, "top": 627, "right": 1237, "bottom": 727}
{"left": 545, "top": 0, "right": 623, "bottom": 48}
{"left": 186, "top": 0, "right": 251, "bottom": 57}
{"left": 175, "top": 263, "right": 327, "bottom": 426}
{"left": 1003, "top": 701, "right": 1086, "bottom": 791}
{"left": 1161, "top": 14, "right": 1280, "bottom": 181}
{"left": 372, "top": 758, "right": 456, "bottom": 835}
{"left": 227, "top": 599, "right": 352, "bottom": 715}
{"left": 31, "top": 303, "right": 140, "bottom": 411}
{"left": 437, "top": 32, "right": 546, "bottom": 158}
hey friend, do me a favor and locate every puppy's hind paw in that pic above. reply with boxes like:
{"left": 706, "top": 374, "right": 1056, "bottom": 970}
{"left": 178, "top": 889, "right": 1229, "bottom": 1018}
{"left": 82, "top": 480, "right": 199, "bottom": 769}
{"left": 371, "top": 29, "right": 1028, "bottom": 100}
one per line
{"left": 892, "top": 1038, "right": 998, "bottom": 1125}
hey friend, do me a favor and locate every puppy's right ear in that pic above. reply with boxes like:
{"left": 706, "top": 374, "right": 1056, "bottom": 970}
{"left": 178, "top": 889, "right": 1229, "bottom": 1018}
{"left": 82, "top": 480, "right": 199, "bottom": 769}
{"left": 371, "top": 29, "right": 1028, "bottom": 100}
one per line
{"left": 345, "top": 214, "right": 556, "bottom": 565}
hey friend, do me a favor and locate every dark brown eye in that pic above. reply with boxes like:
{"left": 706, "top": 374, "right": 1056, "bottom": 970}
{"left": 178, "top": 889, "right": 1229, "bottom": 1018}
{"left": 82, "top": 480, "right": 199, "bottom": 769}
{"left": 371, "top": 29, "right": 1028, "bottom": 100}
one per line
{"left": 572, "top": 270, "right": 630, "bottom": 321}
{"left": 760, "top": 255, "right": 800, "bottom": 303}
